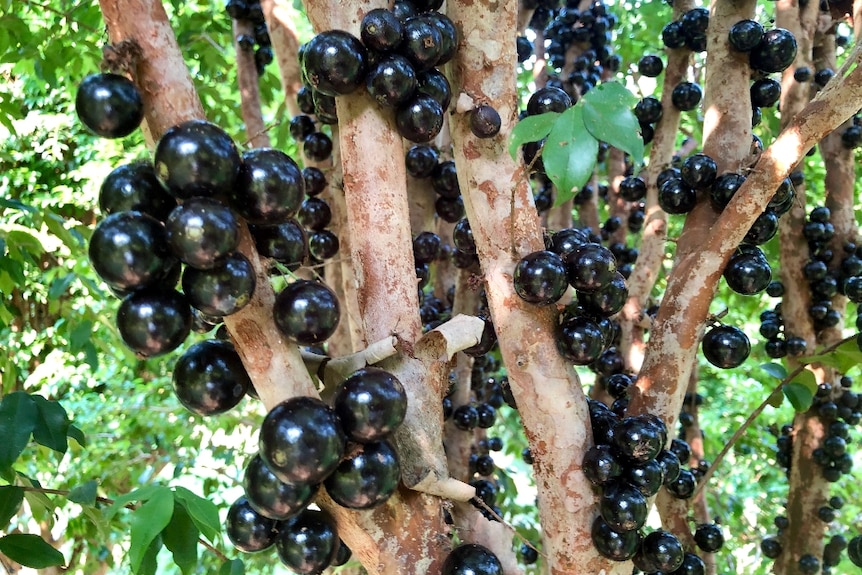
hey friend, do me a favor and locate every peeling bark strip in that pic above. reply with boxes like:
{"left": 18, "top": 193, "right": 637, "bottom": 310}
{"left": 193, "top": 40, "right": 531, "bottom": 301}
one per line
{"left": 447, "top": 0, "right": 630, "bottom": 572}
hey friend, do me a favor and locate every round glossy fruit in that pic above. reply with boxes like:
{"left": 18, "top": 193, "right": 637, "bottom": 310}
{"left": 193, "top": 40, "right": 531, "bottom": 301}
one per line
{"left": 154, "top": 120, "right": 241, "bottom": 200}
{"left": 671, "top": 82, "right": 703, "bottom": 111}
{"left": 666, "top": 468, "right": 697, "bottom": 499}
{"left": 702, "top": 324, "right": 750, "bottom": 368}
{"left": 611, "top": 415, "right": 664, "bottom": 465}
{"left": 289, "top": 115, "right": 316, "bottom": 141}
{"left": 591, "top": 515, "right": 640, "bottom": 561}
{"left": 89, "top": 211, "right": 176, "bottom": 291}
{"left": 275, "top": 508, "right": 340, "bottom": 574}
{"left": 251, "top": 220, "right": 307, "bottom": 269}
{"left": 582, "top": 445, "right": 622, "bottom": 486}
{"left": 750, "top": 28, "right": 797, "bottom": 73}
{"left": 406, "top": 145, "right": 439, "bottom": 178}
{"left": 656, "top": 449, "right": 682, "bottom": 484}
{"left": 360, "top": 8, "right": 403, "bottom": 52}
{"left": 514, "top": 250, "right": 568, "bottom": 305}
{"left": 173, "top": 339, "right": 250, "bottom": 415}
{"left": 99, "top": 162, "right": 176, "bottom": 221}
{"left": 273, "top": 280, "right": 340, "bottom": 345}
{"left": 302, "top": 30, "right": 367, "bottom": 95}
{"left": 578, "top": 272, "right": 628, "bottom": 317}
{"left": 413, "top": 231, "right": 441, "bottom": 264}
{"left": 324, "top": 440, "right": 401, "bottom": 509}
{"left": 680, "top": 153, "right": 717, "bottom": 190}
{"left": 600, "top": 481, "right": 648, "bottom": 532}
{"left": 243, "top": 453, "right": 317, "bottom": 521}
{"left": 226, "top": 496, "right": 279, "bottom": 553}
{"left": 442, "top": 543, "right": 503, "bottom": 575}
{"left": 625, "top": 458, "right": 665, "bottom": 497}
{"left": 302, "top": 167, "right": 327, "bottom": 196}
{"left": 452, "top": 404, "right": 479, "bottom": 430}
{"left": 635, "top": 530, "right": 684, "bottom": 573}
{"left": 432, "top": 160, "right": 460, "bottom": 198}
{"left": 565, "top": 243, "right": 618, "bottom": 292}
{"left": 259, "top": 396, "right": 346, "bottom": 484}
{"left": 694, "top": 523, "right": 725, "bottom": 553}
{"left": 303, "top": 131, "right": 333, "bottom": 162}
{"left": 728, "top": 19, "right": 764, "bottom": 52}
{"left": 401, "top": 16, "right": 443, "bottom": 72}
{"left": 75, "top": 73, "right": 144, "bottom": 138}
{"left": 470, "top": 105, "right": 502, "bottom": 139}
{"left": 308, "top": 230, "right": 339, "bottom": 260}
{"left": 396, "top": 93, "right": 444, "bottom": 143}
{"left": 232, "top": 148, "right": 305, "bottom": 225}
{"left": 723, "top": 249, "right": 771, "bottom": 295}
{"left": 453, "top": 217, "right": 476, "bottom": 254}
{"left": 182, "top": 252, "right": 256, "bottom": 316}
{"left": 527, "top": 86, "right": 572, "bottom": 115}
{"left": 619, "top": 176, "right": 647, "bottom": 202}
{"left": 744, "top": 211, "right": 779, "bottom": 245}
{"left": 165, "top": 197, "right": 240, "bottom": 269}
{"left": 674, "top": 552, "right": 706, "bottom": 575}
{"left": 634, "top": 96, "right": 663, "bottom": 124}
{"left": 848, "top": 535, "right": 862, "bottom": 567}
{"left": 751, "top": 78, "right": 781, "bottom": 107}
{"left": 710, "top": 172, "right": 747, "bottom": 210}
{"left": 334, "top": 367, "right": 407, "bottom": 443}
{"left": 416, "top": 68, "right": 452, "bottom": 110}
{"left": 556, "top": 314, "right": 604, "bottom": 365}
{"left": 116, "top": 289, "right": 191, "bottom": 357}
{"left": 297, "top": 197, "right": 333, "bottom": 231}
{"left": 638, "top": 54, "right": 664, "bottom": 77}
{"left": 366, "top": 54, "right": 417, "bottom": 107}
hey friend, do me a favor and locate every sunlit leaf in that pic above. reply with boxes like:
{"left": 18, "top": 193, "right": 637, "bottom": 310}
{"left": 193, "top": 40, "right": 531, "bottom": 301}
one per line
{"left": 31, "top": 395, "right": 69, "bottom": 454}
{"left": 173, "top": 486, "right": 220, "bottom": 544}
{"left": 783, "top": 382, "right": 814, "bottom": 412}
{"left": 508, "top": 112, "right": 560, "bottom": 159}
{"left": 759, "top": 362, "right": 787, "bottom": 380}
{"left": 542, "top": 105, "right": 599, "bottom": 205}
{"left": 582, "top": 81, "right": 644, "bottom": 167}
{"left": 219, "top": 558, "right": 245, "bottom": 575}
{"left": 162, "top": 503, "right": 198, "bottom": 575}
{"left": 129, "top": 487, "right": 174, "bottom": 573}
{"left": 68, "top": 480, "right": 98, "bottom": 506}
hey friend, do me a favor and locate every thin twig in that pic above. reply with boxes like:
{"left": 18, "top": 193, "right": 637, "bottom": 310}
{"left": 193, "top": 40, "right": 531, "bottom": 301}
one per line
{"left": 18, "top": 485, "right": 230, "bottom": 562}
{"left": 692, "top": 334, "right": 856, "bottom": 500}
{"left": 470, "top": 497, "right": 545, "bottom": 558}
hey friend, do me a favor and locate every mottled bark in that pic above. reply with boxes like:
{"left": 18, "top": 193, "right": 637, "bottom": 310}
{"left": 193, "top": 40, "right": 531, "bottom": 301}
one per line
{"left": 446, "top": 0, "right": 627, "bottom": 572}
{"left": 619, "top": 0, "right": 693, "bottom": 373}
{"left": 232, "top": 18, "right": 271, "bottom": 148}
{"left": 261, "top": 0, "right": 303, "bottom": 118}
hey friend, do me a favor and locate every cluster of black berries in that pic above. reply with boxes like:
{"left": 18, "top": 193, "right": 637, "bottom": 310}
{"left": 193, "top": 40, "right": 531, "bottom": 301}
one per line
{"left": 225, "top": 0, "right": 274, "bottom": 75}
{"left": 585, "top": 406, "right": 716, "bottom": 572}
{"left": 227, "top": 367, "right": 407, "bottom": 571}
{"left": 406, "top": 145, "right": 470, "bottom": 225}
{"left": 529, "top": 0, "right": 622, "bottom": 97}
{"left": 296, "top": 0, "right": 458, "bottom": 145}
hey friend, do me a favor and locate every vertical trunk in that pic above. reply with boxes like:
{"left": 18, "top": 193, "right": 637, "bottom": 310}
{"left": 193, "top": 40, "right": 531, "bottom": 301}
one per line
{"left": 446, "top": 0, "right": 625, "bottom": 572}
{"left": 261, "top": 0, "right": 303, "bottom": 119}
{"left": 619, "top": 0, "right": 693, "bottom": 373}
{"left": 232, "top": 18, "right": 271, "bottom": 148}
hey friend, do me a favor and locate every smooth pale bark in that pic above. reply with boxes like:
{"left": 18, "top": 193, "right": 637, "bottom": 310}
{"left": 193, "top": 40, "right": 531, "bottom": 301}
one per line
{"left": 446, "top": 0, "right": 630, "bottom": 572}
{"left": 629, "top": 0, "right": 757, "bottom": 428}
{"left": 261, "top": 0, "right": 303, "bottom": 118}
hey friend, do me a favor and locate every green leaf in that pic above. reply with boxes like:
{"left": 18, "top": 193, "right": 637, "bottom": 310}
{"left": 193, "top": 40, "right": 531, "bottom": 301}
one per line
{"left": 508, "top": 112, "right": 560, "bottom": 159}
{"left": 581, "top": 82, "right": 644, "bottom": 167}
{"left": 767, "top": 389, "right": 785, "bottom": 408}
{"left": 68, "top": 480, "right": 98, "bottom": 506}
{"left": 47, "top": 273, "right": 75, "bottom": 300}
{"left": 542, "top": 105, "right": 599, "bottom": 205}
{"left": 0, "top": 392, "right": 38, "bottom": 469}
{"left": 105, "top": 484, "right": 167, "bottom": 520}
{"left": 760, "top": 362, "right": 787, "bottom": 380}
{"left": 43, "top": 210, "right": 79, "bottom": 251}
{"left": 219, "top": 558, "right": 245, "bottom": 575}
{"left": 129, "top": 487, "right": 174, "bottom": 573}
{"left": 0, "top": 485, "right": 24, "bottom": 529}
{"left": 31, "top": 395, "right": 69, "bottom": 454}
{"left": 173, "top": 487, "right": 220, "bottom": 544}
{"left": 801, "top": 339, "right": 862, "bottom": 375}
{"left": 67, "top": 424, "right": 86, "bottom": 448}
{"left": 22, "top": 489, "right": 54, "bottom": 524}
{"left": 792, "top": 369, "right": 818, "bottom": 394}
{"left": 162, "top": 503, "right": 199, "bottom": 575}
{"left": 138, "top": 534, "right": 163, "bottom": 575}
{"left": 783, "top": 382, "right": 814, "bottom": 412}
{"left": 68, "top": 320, "right": 93, "bottom": 354}
{"left": 0, "top": 534, "right": 64, "bottom": 568}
